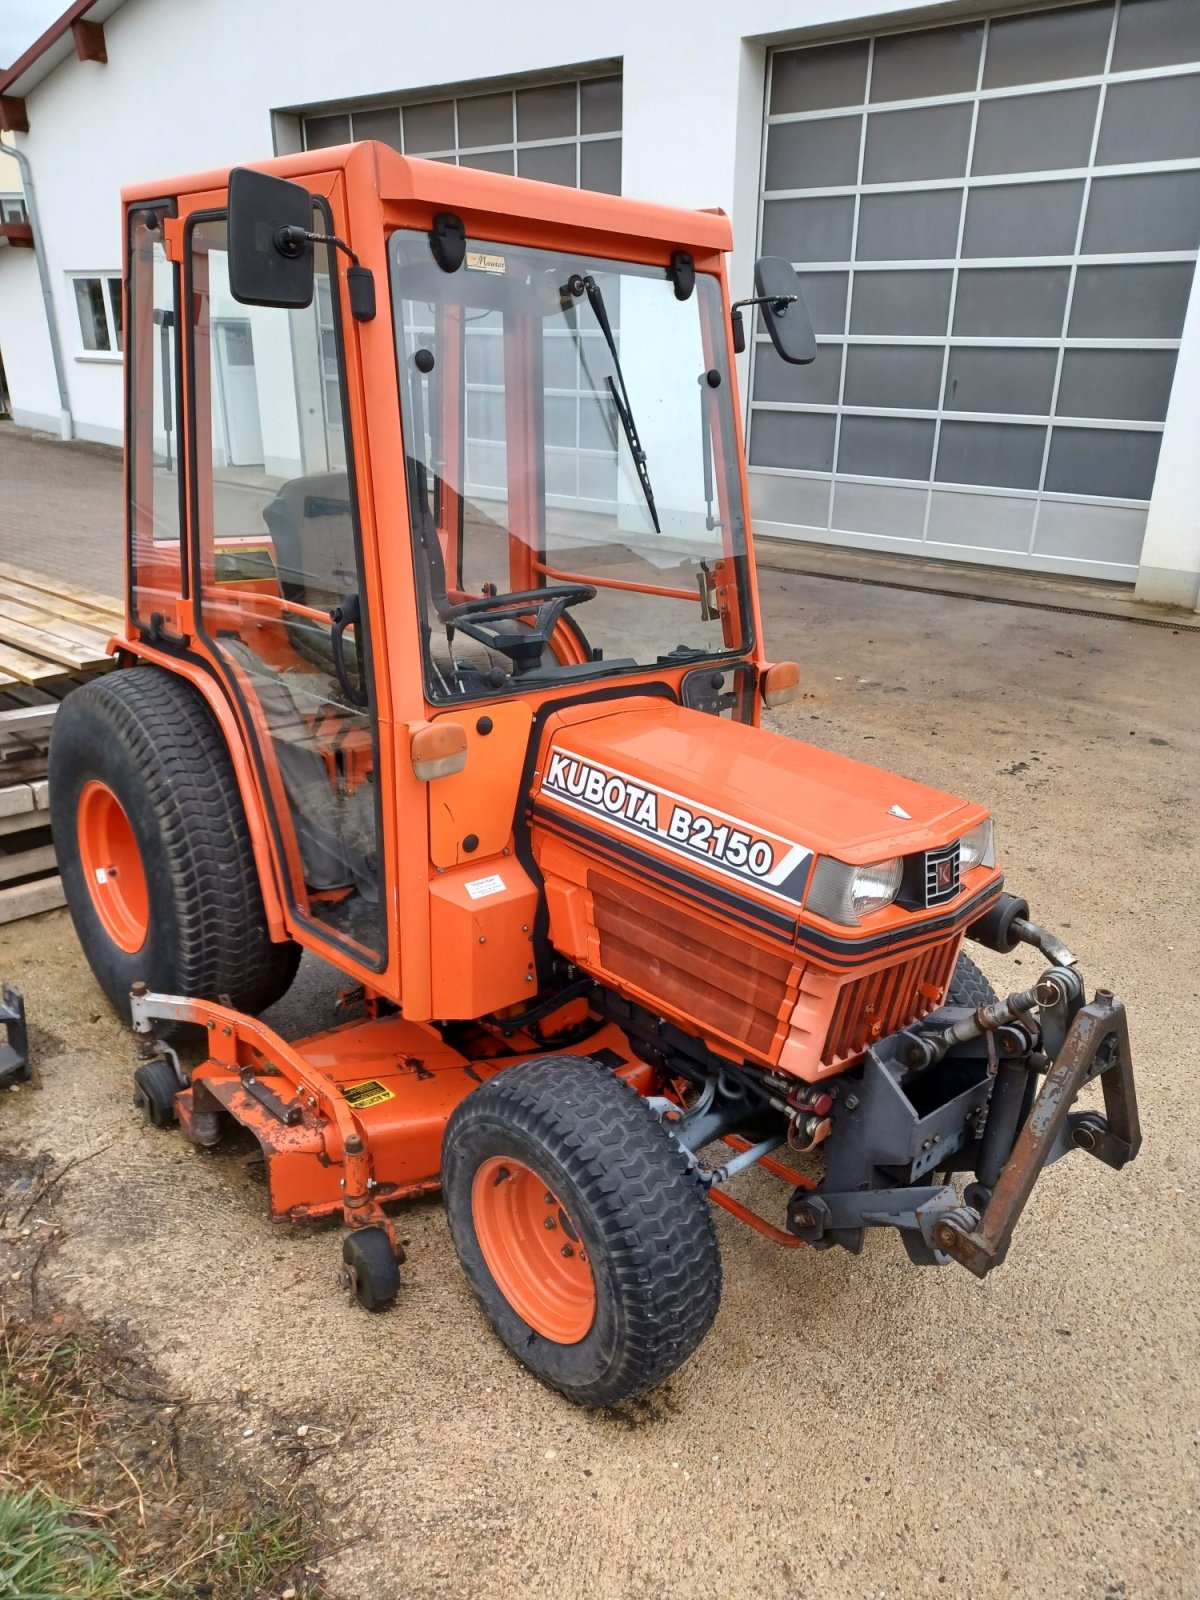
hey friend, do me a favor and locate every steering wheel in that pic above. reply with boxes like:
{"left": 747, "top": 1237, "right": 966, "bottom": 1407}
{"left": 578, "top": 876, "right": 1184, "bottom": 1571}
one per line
{"left": 438, "top": 584, "right": 596, "bottom": 674}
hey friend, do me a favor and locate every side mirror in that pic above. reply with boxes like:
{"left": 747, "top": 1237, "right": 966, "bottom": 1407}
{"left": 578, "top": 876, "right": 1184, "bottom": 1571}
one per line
{"left": 754, "top": 256, "right": 816, "bottom": 366}
{"left": 227, "top": 167, "right": 315, "bottom": 309}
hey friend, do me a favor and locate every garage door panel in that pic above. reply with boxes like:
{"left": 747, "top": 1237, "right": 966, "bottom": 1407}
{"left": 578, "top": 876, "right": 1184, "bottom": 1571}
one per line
{"left": 753, "top": 7, "right": 1199, "bottom": 581}
{"left": 770, "top": 39, "right": 870, "bottom": 114}
{"left": 766, "top": 116, "right": 862, "bottom": 191}
{"left": 1045, "top": 427, "right": 1162, "bottom": 499}
{"left": 927, "top": 488, "right": 1035, "bottom": 552}
{"left": 962, "top": 180, "right": 1085, "bottom": 258}
{"left": 763, "top": 196, "right": 855, "bottom": 262}
{"left": 936, "top": 420, "right": 1046, "bottom": 490}
{"left": 790, "top": 272, "right": 850, "bottom": 334}
{"left": 1096, "top": 74, "right": 1200, "bottom": 167}
{"left": 982, "top": 2, "right": 1113, "bottom": 89}
{"left": 457, "top": 92, "right": 514, "bottom": 147}
{"left": 1067, "top": 262, "right": 1195, "bottom": 338}
{"left": 952, "top": 267, "right": 1071, "bottom": 337}
{"left": 838, "top": 415, "right": 936, "bottom": 479}
{"left": 857, "top": 189, "right": 962, "bottom": 260}
{"left": 1111, "top": 0, "right": 1200, "bottom": 73}
{"left": 1082, "top": 172, "right": 1200, "bottom": 254}
{"left": 1035, "top": 500, "right": 1148, "bottom": 566}
{"left": 750, "top": 411, "right": 837, "bottom": 473}
{"left": 1056, "top": 349, "right": 1179, "bottom": 423}
{"left": 862, "top": 104, "right": 972, "bottom": 184}
{"left": 832, "top": 479, "right": 928, "bottom": 538}
{"left": 970, "top": 86, "right": 1100, "bottom": 178}
{"left": 851, "top": 269, "right": 953, "bottom": 335}
{"left": 944, "top": 346, "right": 1059, "bottom": 415}
{"left": 753, "top": 341, "right": 843, "bottom": 405}
{"left": 580, "top": 77, "right": 622, "bottom": 135}
{"left": 580, "top": 139, "right": 621, "bottom": 195}
{"left": 843, "top": 343, "right": 944, "bottom": 409}
{"left": 869, "top": 21, "right": 984, "bottom": 104}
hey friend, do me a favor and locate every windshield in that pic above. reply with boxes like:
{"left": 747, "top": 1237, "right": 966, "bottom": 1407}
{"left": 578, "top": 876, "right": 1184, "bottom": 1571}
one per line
{"left": 389, "top": 232, "right": 750, "bottom": 701}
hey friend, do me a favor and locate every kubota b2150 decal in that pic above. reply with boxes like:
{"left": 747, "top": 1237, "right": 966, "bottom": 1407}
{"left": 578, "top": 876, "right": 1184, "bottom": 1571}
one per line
{"left": 540, "top": 749, "right": 812, "bottom": 904}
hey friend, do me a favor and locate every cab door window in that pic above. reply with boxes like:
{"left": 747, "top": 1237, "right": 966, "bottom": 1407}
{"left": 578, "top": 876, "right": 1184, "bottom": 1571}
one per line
{"left": 127, "top": 204, "right": 183, "bottom": 631}
{"left": 187, "top": 211, "right": 383, "bottom": 963}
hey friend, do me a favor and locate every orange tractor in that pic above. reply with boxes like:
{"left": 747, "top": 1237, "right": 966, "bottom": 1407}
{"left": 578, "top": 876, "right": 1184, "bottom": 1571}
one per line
{"left": 50, "top": 145, "right": 1139, "bottom": 1405}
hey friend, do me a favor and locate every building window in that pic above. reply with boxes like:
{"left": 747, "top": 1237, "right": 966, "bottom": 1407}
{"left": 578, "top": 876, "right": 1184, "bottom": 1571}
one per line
{"left": 301, "top": 71, "right": 622, "bottom": 195}
{"left": 71, "top": 274, "right": 123, "bottom": 354}
{"left": 0, "top": 197, "right": 26, "bottom": 224}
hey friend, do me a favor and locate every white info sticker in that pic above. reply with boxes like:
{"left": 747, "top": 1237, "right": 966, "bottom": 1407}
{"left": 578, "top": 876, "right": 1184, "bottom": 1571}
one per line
{"left": 465, "top": 873, "right": 506, "bottom": 900}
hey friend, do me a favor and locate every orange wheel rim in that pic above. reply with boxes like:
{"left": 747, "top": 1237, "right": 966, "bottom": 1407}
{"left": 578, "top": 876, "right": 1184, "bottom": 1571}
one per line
{"left": 77, "top": 780, "right": 149, "bottom": 953}
{"left": 471, "top": 1157, "right": 596, "bottom": 1344}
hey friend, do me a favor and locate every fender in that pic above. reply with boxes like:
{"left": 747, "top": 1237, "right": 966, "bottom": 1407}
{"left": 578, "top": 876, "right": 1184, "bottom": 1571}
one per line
{"left": 109, "top": 635, "right": 290, "bottom": 941}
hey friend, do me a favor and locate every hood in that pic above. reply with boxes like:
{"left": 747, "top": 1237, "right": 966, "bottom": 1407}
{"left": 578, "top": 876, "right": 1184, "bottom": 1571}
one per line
{"left": 534, "top": 699, "right": 985, "bottom": 878}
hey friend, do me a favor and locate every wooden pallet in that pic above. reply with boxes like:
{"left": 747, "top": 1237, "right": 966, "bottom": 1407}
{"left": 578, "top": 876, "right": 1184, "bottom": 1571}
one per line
{"left": 0, "top": 562, "right": 120, "bottom": 689}
{"left": 0, "top": 566, "right": 120, "bottom": 922}
{"left": 0, "top": 779, "right": 64, "bottom": 925}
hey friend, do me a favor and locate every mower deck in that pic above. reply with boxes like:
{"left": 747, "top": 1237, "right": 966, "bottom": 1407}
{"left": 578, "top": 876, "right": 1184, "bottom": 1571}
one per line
{"left": 131, "top": 988, "right": 653, "bottom": 1238}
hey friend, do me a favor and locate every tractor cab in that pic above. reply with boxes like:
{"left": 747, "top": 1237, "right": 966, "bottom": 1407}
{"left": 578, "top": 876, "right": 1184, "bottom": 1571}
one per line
{"left": 49, "top": 143, "right": 1139, "bottom": 1408}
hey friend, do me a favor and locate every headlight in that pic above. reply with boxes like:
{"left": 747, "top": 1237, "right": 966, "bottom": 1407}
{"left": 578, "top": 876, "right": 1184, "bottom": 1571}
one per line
{"left": 806, "top": 855, "right": 903, "bottom": 926}
{"left": 959, "top": 819, "right": 996, "bottom": 872}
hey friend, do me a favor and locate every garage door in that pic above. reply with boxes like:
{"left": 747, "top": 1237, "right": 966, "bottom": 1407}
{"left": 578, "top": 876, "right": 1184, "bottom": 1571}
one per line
{"left": 749, "top": 0, "right": 1200, "bottom": 581}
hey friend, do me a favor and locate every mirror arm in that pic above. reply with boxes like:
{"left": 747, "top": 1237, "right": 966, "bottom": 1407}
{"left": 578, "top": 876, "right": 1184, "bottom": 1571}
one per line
{"left": 284, "top": 228, "right": 376, "bottom": 322}
{"left": 730, "top": 293, "right": 798, "bottom": 356}
{"left": 731, "top": 293, "right": 798, "bottom": 314}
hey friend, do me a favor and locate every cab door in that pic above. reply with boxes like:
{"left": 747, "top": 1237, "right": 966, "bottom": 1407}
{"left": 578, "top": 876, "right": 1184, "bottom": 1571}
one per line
{"left": 183, "top": 198, "right": 386, "bottom": 968}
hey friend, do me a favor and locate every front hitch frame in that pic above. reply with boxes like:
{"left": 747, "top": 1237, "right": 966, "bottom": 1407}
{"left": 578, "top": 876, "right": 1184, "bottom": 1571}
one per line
{"left": 787, "top": 979, "right": 1140, "bottom": 1275}
{"left": 931, "top": 991, "right": 1139, "bottom": 1277}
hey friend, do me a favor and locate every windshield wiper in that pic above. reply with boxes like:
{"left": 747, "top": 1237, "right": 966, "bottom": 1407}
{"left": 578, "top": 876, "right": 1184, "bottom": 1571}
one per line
{"left": 580, "top": 276, "right": 662, "bottom": 535}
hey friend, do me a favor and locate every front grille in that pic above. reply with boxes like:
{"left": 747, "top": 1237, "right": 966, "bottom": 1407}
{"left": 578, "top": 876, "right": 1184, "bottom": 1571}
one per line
{"left": 923, "top": 841, "right": 961, "bottom": 907}
{"left": 821, "top": 938, "right": 959, "bottom": 1067}
{"left": 588, "top": 871, "right": 793, "bottom": 1060}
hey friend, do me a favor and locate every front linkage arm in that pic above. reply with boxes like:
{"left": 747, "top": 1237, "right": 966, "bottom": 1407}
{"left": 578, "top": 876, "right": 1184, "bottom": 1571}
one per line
{"left": 787, "top": 940, "right": 1140, "bottom": 1275}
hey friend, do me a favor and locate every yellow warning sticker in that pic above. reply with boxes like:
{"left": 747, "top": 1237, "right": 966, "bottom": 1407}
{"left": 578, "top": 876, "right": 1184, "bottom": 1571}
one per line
{"left": 466, "top": 250, "right": 506, "bottom": 274}
{"left": 343, "top": 1079, "right": 395, "bottom": 1109}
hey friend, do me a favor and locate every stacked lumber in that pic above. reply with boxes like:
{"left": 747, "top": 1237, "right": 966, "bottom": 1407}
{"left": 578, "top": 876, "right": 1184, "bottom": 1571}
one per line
{"left": 0, "top": 565, "right": 119, "bottom": 925}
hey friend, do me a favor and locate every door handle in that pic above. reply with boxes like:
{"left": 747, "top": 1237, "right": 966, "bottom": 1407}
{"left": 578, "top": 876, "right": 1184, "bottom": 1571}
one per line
{"left": 330, "top": 592, "right": 369, "bottom": 707}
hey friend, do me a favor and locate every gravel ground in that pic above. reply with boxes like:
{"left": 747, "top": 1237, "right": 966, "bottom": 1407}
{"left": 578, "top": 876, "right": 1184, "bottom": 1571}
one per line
{"left": 2, "top": 570, "right": 1197, "bottom": 1600}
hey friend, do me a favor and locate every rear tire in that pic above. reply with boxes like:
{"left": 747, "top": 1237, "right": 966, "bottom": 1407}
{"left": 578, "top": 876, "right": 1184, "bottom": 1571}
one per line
{"left": 443, "top": 1057, "right": 722, "bottom": 1407}
{"left": 949, "top": 951, "right": 999, "bottom": 1008}
{"left": 50, "top": 666, "right": 301, "bottom": 1028}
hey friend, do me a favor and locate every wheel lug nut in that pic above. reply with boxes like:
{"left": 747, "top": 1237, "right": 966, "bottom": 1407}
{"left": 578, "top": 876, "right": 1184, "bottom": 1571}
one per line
{"left": 543, "top": 1216, "right": 556, "bottom": 1230}
{"left": 544, "top": 1192, "right": 554, "bottom": 1204}
{"left": 560, "top": 1243, "right": 574, "bottom": 1257}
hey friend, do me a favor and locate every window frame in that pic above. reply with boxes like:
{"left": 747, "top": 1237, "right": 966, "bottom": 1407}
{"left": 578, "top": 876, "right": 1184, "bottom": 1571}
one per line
{"left": 181, "top": 199, "right": 388, "bottom": 974}
{"left": 388, "top": 227, "right": 756, "bottom": 709}
{"left": 69, "top": 270, "right": 125, "bottom": 359}
{"left": 125, "top": 197, "right": 185, "bottom": 632}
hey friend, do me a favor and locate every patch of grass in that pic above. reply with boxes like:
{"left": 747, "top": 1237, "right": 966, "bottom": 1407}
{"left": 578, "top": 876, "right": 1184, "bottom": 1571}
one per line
{"left": 0, "top": 1486, "right": 136, "bottom": 1600}
{"left": 0, "top": 1309, "right": 329, "bottom": 1599}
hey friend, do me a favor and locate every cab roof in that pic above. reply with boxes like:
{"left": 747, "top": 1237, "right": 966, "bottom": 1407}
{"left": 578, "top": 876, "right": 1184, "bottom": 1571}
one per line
{"left": 120, "top": 139, "right": 734, "bottom": 255}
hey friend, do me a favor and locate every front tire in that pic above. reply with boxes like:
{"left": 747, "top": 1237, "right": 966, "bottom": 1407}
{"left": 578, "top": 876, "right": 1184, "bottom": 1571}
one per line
{"left": 443, "top": 1057, "right": 722, "bottom": 1407}
{"left": 50, "top": 666, "right": 301, "bottom": 1027}
{"left": 948, "top": 951, "right": 999, "bottom": 1008}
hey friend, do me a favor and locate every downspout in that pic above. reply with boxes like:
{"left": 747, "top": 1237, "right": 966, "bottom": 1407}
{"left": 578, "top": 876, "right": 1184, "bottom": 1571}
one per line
{"left": 6, "top": 141, "right": 73, "bottom": 440}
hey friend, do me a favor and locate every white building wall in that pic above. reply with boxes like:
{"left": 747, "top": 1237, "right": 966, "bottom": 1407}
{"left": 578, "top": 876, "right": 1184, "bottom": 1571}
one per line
{"left": 0, "top": 0, "right": 1197, "bottom": 602}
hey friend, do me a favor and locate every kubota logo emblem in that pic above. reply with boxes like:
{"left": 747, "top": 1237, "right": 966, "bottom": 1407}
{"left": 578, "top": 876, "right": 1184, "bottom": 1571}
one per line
{"left": 936, "top": 858, "right": 955, "bottom": 892}
{"left": 541, "top": 749, "right": 812, "bottom": 904}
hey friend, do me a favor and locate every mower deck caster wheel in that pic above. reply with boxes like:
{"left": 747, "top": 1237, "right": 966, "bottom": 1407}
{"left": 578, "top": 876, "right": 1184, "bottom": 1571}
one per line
{"left": 133, "top": 1058, "right": 182, "bottom": 1128}
{"left": 340, "top": 1227, "right": 400, "bottom": 1312}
